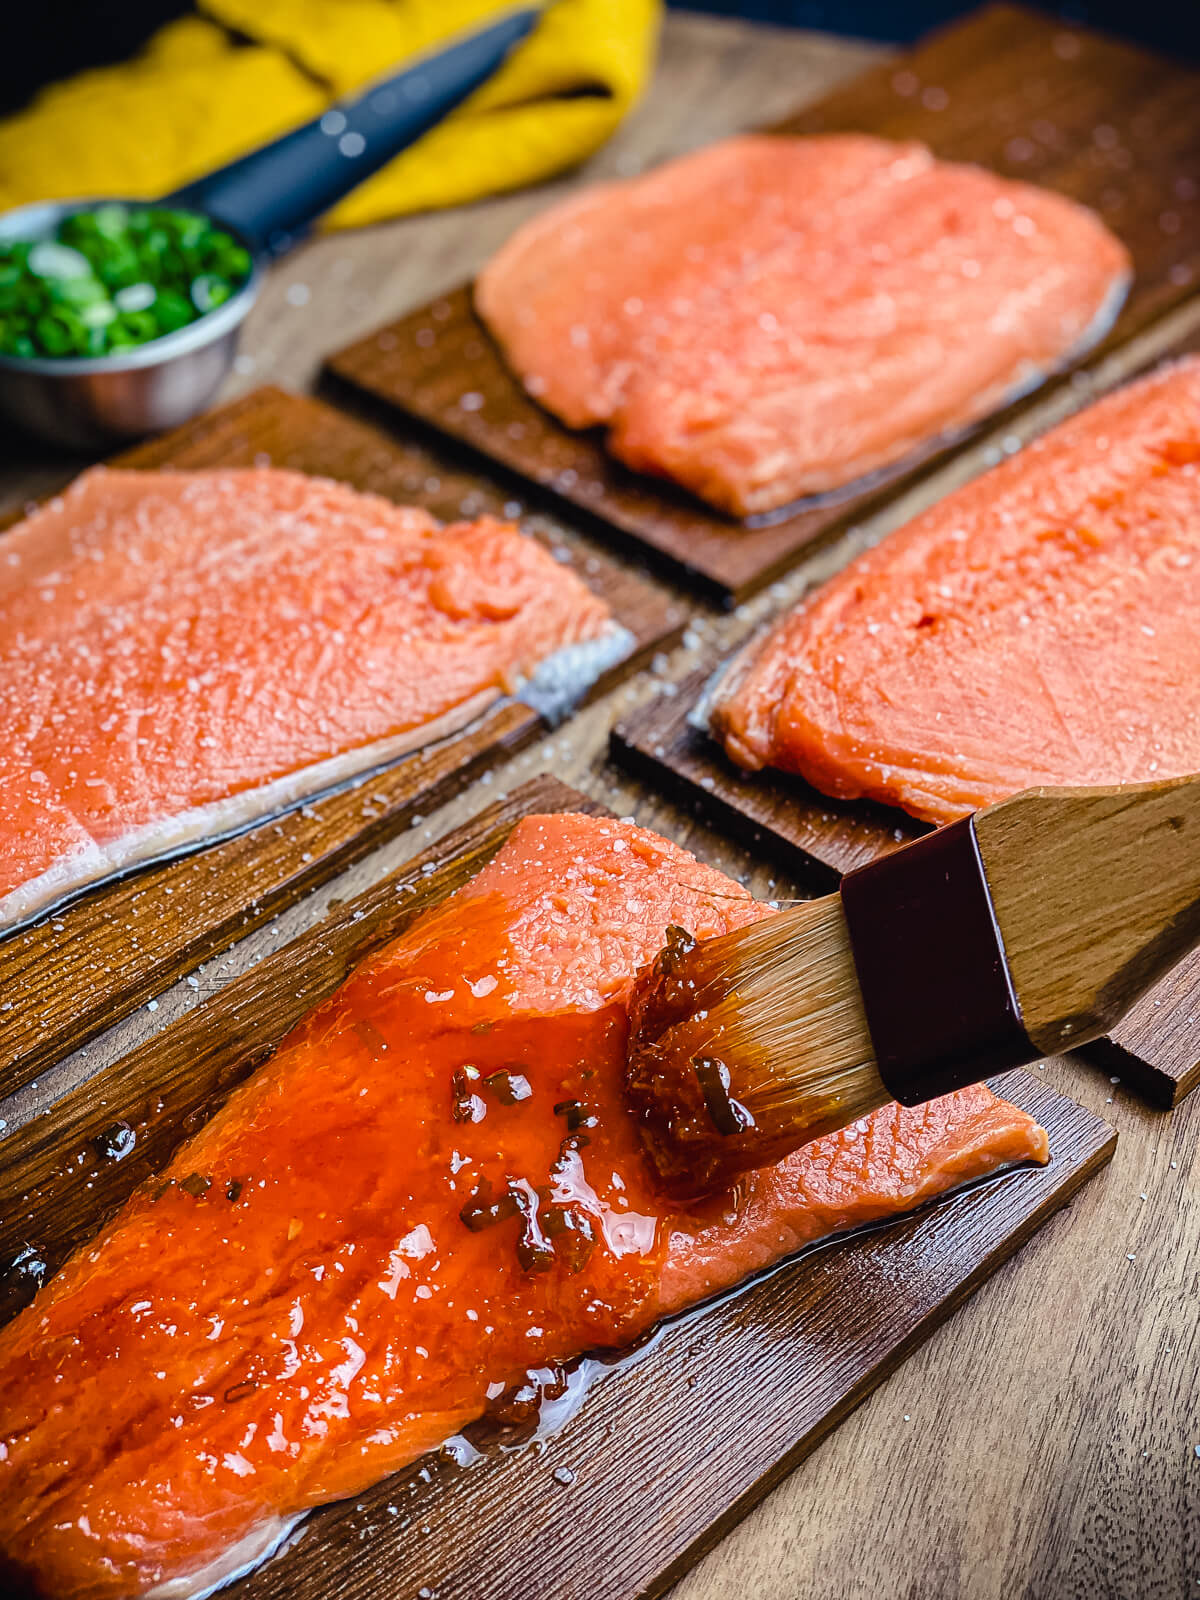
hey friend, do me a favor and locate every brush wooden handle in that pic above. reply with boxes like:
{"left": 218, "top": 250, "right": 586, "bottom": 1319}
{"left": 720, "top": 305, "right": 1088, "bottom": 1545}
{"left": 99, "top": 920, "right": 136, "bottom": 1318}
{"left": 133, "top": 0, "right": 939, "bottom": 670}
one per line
{"left": 975, "top": 771, "right": 1200, "bottom": 1054}
{"left": 624, "top": 771, "right": 1200, "bottom": 1195}
{"left": 839, "top": 770, "right": 1200, "bottom": 1106}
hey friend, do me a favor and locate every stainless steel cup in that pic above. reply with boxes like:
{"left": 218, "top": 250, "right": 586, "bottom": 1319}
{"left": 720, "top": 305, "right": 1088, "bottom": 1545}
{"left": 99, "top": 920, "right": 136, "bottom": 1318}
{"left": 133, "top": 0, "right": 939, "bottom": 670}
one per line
{"left": 0, "top": 199, "right": 261, "bottom": 451}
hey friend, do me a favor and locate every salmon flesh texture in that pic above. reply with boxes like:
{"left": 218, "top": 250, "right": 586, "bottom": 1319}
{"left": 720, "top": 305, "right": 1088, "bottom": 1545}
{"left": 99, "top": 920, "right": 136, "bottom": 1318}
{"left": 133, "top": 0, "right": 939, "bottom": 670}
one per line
{"left": 711, "top": 357, "right": 1200, "bottom": 823}
{"left": 0, "top": 467, "right": 621, "bottom": 930}
{"left": 0, "top": 812, "right": 1048, "bottom": 1599}
{"left": 475, "top": 134, "right": 1130, "bottom": 517}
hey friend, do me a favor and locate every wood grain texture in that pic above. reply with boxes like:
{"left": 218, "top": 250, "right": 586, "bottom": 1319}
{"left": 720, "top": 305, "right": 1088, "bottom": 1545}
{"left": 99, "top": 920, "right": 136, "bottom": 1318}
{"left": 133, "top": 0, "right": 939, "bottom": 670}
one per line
{"left": 0, "top": 387, "right": 682, "bottom": 1105}
{"left": 611, "top": 668, "right": 1200, "bottom": 1108}
{"left": 0, "top": 777, "right": 1115, "bottom": 1600}
{"left": 324, "top": 4, "right": 1200, "bottom": 604}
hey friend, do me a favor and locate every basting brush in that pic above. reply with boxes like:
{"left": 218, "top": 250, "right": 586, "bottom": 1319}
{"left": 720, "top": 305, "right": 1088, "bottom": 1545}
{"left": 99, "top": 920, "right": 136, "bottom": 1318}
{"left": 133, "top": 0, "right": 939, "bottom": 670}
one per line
{"left": 625, "top": 773, "right": 1200, "bottom": 1198}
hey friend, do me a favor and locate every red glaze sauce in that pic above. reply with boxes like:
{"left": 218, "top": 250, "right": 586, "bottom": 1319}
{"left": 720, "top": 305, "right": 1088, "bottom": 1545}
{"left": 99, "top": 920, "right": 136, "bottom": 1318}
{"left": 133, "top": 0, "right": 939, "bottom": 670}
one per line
{"left": 0, "top": 812, "right": 1044, "bottom": 1599}
{"left": 0, "top": 891, "right": 671, "bottom": 1593}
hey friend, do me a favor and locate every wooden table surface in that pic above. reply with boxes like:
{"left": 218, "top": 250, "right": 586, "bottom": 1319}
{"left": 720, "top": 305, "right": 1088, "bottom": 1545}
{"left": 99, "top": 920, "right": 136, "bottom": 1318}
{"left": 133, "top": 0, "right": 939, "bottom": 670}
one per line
{"left": 1, "top": 13, "right": 1197, "bottom": 1599}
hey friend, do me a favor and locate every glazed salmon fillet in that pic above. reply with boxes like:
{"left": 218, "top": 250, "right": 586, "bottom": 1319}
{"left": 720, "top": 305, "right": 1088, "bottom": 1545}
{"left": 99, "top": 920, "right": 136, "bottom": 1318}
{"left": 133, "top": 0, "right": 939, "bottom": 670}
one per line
{"left": 475, "top": 134, "right": 1130, "bottom": 516}
{"left": 0, "top": 467, "right": 623, "bottom": 929}
{"left": 711, "top": 357, "right": 1200, "bottom": 822}
{"left": 0, "top": 813, "right": 1047, "bottom": 1599}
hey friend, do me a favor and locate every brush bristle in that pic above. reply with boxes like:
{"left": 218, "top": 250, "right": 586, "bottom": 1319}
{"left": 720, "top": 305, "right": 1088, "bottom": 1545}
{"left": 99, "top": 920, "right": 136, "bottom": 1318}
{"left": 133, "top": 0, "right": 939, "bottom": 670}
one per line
{"left": 625, "top": 896, "right": 889, "bottom": 1197}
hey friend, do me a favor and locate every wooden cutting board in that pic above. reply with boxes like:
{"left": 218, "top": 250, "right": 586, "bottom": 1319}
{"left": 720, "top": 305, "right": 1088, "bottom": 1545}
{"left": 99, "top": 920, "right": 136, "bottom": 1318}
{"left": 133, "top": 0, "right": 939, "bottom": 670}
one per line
{"left": 611, "top": 668, "right": 1200, "bottom": 1109}
{"left": 0, "top": 387, "right": 682, "bottom": 1105}
{"left": 324, "top": 4, "right": 1200, "bottom": 603}
{"left": 0, "top": 774, "right": 1115, "bottom": 1600}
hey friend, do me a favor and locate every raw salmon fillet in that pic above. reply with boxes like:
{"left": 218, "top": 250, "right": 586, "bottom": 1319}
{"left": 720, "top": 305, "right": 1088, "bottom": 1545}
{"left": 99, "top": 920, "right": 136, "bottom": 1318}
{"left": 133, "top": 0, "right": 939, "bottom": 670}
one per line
{"left": 475, "top": 134, "right": 1130, "bottom": 517}
{"left": 0, "top": 812, "right": 1047, "bottom": 1599}
{"left": 0, "top": 467, "right": 623, "bottom": 929}
{"left": 711, "top": 357, "right": 1200, "bottom": 822}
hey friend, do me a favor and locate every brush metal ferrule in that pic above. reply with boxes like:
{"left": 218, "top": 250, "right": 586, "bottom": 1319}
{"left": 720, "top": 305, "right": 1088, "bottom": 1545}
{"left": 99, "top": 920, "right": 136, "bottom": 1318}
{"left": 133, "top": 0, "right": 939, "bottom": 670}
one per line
{"left": 839, "top": 815, "right": 1037, "bottom": 1104}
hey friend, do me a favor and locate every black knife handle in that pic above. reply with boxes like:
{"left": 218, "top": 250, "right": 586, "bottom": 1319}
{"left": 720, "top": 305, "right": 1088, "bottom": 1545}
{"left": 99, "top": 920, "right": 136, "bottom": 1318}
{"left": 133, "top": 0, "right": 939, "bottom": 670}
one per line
{"left": 166, "top": 7, "right": 542, "bottom": 253}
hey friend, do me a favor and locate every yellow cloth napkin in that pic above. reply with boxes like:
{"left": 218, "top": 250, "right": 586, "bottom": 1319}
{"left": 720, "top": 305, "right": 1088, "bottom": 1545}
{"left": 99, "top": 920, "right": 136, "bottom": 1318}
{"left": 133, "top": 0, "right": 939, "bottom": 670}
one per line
{"left": 0, "top": 0, "right": 659, "bottom": 228}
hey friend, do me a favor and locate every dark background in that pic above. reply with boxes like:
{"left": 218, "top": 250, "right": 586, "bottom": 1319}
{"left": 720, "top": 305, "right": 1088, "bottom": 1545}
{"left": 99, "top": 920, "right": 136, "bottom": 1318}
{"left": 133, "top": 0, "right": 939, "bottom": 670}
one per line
{"left": 1, "top": 0, "right": 1196, "bottom": 117}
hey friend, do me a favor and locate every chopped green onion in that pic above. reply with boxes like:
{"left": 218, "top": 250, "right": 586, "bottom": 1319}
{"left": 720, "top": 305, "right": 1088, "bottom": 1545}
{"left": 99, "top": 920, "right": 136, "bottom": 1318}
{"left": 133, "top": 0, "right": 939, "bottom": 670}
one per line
{"left": 113, "top": 282, "right": 156, "bottom": 314}
{"left": 190, "top": 274, "right": 232, "bottom": 313}
{"left": 155, "top": 289, "right": 194, "bottom": 333}
{"left": 90, "top": 204, "right": 132, "bottom": 240}
{"left": 28, "top": 242, "right": 92, "bottom": 280}
{"left": 34, "top": 309, "right": 87, "bottom": 356}
{"left": 0, "top": 203, "right": 252, "bottom": 360}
